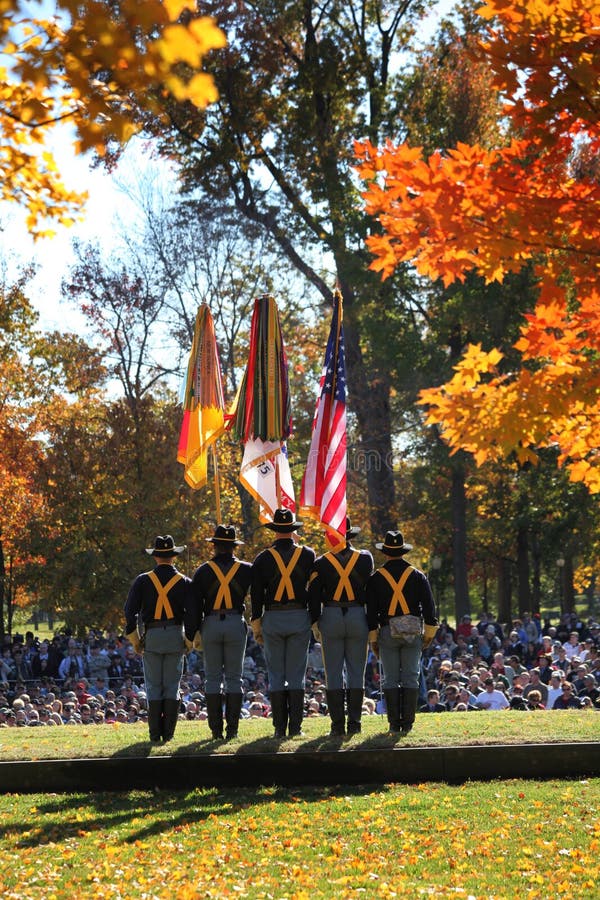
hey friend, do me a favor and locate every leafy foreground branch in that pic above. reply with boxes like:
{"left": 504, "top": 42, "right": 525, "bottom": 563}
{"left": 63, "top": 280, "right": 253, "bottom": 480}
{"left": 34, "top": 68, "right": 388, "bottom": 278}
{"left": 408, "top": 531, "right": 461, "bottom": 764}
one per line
{"left": 1, "top": 710, "right": 597, "bottom": 762}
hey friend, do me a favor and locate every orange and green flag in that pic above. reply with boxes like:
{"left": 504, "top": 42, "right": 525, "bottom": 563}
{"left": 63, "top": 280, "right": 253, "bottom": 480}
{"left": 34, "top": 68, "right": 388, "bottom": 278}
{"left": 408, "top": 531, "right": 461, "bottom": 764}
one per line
{"left": 177, "top": 304, "right": 226, "bottom": 490}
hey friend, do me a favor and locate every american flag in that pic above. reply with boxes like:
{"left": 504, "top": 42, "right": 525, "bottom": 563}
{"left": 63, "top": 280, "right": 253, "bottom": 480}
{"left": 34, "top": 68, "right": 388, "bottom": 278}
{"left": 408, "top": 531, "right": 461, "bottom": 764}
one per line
{"left": 300, "top": 291, "right": 347, "bottom": 548}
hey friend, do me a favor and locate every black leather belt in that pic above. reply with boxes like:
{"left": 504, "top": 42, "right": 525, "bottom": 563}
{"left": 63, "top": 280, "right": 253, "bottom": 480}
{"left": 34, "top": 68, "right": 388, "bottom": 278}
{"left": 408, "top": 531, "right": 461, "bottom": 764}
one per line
{"left": 206, "top": 609, "right": 242, "bottom": 616}
{"left": 265, "top": 603, "right": 305, "bottom": 611}
{"left": 145, "top": 621, "right": 182, "bottom": 629}
{"left": 323, "top": 602, "right": 362, "bottom": 608}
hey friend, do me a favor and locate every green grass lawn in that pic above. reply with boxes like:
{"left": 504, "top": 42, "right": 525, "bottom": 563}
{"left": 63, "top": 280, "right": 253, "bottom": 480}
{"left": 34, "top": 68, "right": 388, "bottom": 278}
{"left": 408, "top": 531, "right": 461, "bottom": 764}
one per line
{"left": 1, "top": 711, "right": 598, "bottom": 898}
{"left": 0, "top": 778, "right": 598, "bottom": 898}
{"left": 1, "top": 710, "right": 598, "bottom": 761}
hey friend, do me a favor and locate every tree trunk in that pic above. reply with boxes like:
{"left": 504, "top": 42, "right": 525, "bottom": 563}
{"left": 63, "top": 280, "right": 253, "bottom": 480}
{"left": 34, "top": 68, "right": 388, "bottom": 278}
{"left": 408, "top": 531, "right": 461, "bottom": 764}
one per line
{"left": 516, "top": 525, "right": 532, "bottom": 614}
{"left": 343, "top": 309, "right": 396, "bottom": 536}
{"left": 0, "top": 536, "right": 4, "bottom": 641}
{"left": 530, "top": 533, "right": 541, "bottom": 615}
{"left": 451, "top": 459, "right": 470, "bottom": 620}
{"left": 563, "top": 556, "right": 575, "bottom": 614}
{"left": 497, "top": 557, "right": 512, "bottom": 624}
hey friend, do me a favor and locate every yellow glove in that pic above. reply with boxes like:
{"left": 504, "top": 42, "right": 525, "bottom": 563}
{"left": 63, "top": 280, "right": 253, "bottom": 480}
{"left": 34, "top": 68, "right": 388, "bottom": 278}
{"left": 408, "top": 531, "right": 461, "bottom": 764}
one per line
{"left": 192, "top": 630, "right": 203, "bottom": 651}
{"left": 184, "top": 637, "right": 194, "bottom": 652}
{"left": 311, "top": 622, "right": 322, "bottom": 642}
{"left": 368, "top": 628, "right": 379, "bottom": 659}
{"left": 423, "top": 624, "right": 438, "bottom": 649}
{"left": 251, "top": 618, "right": 264, "bottom": 645}
{"left": 126, "top": 629, "right": 143, "bottom": 655}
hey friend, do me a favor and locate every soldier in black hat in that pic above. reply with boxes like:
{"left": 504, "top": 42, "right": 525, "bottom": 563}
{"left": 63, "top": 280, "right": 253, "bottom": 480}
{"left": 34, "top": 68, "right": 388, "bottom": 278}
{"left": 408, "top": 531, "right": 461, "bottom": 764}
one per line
{"left": 366, "top": 530, "right": 438, "bottom": 736}
{"left": 250, "top": 508, "right": 316, "bottom": 738}
{"left": 190, "top": 525, "right": 252, "bottom": 740}
{"left": 308, "top": 517, "right": 374, "bottom": 736}
{"left": 124, "top": 535, "right": 193, "bottom": 743}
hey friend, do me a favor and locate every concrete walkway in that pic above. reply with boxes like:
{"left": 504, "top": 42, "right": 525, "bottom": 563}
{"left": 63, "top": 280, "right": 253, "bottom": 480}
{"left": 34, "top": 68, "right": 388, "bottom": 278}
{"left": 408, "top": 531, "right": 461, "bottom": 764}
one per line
{"left": 1, "top": 742, "right": 598, "bottom": 793}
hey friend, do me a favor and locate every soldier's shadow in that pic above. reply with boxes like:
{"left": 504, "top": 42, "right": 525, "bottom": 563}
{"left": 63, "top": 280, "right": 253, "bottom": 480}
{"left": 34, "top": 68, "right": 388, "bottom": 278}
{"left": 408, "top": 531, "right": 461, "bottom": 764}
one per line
{"left": 111, "top": 741, "right": 153, "bottom": 759}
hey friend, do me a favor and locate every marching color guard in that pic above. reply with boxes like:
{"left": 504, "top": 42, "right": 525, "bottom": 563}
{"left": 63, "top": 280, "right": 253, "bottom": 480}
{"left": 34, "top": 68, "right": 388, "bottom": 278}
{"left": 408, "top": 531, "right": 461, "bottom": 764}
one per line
{"left": 250, "top": 508, "right": 316, "bottom": 738}
{"left": 124, "top": 534, "right": 192, "bottom": 743}
{"left": 366, "top": 531, "right": 438, "bottom": 736}
{"left": 190, "top": 525, "right": 252, "bottom": 740}
{"left": 308, "top": 517, "right": 374, "bottom": 735}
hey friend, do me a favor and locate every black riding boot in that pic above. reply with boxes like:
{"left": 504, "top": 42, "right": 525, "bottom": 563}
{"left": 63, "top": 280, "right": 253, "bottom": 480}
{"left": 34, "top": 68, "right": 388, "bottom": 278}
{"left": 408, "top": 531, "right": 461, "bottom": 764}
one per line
{"left": 384, "top": 688, "right": 402, "bottom": 734}
{"left": 326, "top": 689, "right": 346, "bottom": 736}
{"left": 148, "top": 700, "right": 163, "bottom": 742}
{"left": 205, "top": 693, "right": 224, "bottom": 740}
{"left": 162, "top": 698, "right": 180, "bottom": 742}
{"left": 225, "top": 693, "right": 243, "bottom": 740}
{"left": 270, "top": 691, "right": 288, "bottom": 738}
{"left": 401, "top": 688, "right": 419, "bottom": 735}
{"left": 346, "top": 689, "right": 364, "bottom": 735}
{"left": 288, "top": 689, "right": 305, "bottom": 737}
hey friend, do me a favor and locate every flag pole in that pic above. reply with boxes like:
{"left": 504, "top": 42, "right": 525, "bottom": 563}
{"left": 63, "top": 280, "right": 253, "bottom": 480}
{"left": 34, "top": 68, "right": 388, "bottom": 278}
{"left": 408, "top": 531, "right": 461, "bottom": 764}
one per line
{"left": 212, "top": 443, "right": 222, "bottom": 523}
{"left": 275, "top": 449, "right": 282, "bottom": 507}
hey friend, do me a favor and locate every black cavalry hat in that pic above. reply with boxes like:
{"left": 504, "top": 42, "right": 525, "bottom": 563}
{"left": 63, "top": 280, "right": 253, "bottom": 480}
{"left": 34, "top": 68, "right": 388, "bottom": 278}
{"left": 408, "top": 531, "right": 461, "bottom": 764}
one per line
{"left": 145, "top": 535, "right": 185, "bottom": 557}
{"left": 206, "top": 524, "right": 244, "bottom": 545}
{"left": 345, "top": 516, "right": 361, "bottom": 538}
{"left": 263, "top": 508, "right": 304, "bottom": 532}
{"left": 375, "top": 530, "right": 413, "bottom": 556}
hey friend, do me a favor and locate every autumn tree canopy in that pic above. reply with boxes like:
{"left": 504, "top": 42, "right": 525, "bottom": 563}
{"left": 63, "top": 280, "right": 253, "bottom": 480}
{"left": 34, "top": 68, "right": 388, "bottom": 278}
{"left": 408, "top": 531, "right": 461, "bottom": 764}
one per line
{"left": 357, "top": 0, "right": 600, "bottom": 493}
{"left": 0, "top": 0, "right": 224, "bottom": 235}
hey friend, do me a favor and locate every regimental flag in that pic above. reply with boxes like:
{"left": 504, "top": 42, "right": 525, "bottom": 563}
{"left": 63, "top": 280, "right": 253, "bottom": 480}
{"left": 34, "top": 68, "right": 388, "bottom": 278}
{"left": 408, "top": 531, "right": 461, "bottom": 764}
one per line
{"left": 230, "top": 295, "right": 295, "bottom": 521}
{"left": 300, "top": 290, "right": 347, "bottom": 549}
{"left": 177, "top": 304, "right": 226, "bottom": 490}
{"left": 240, "top": 439, "right": 295, "bottom": 523}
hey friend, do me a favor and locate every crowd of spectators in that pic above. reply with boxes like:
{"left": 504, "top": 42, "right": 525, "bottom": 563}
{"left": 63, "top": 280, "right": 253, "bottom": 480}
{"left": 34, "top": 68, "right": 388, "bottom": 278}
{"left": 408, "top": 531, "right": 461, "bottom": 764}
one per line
{"left": 416, "top": 611, "right": 600, "bottom": 713}
{"left": 0, "top": 610, "right": 599, "bottom": 728}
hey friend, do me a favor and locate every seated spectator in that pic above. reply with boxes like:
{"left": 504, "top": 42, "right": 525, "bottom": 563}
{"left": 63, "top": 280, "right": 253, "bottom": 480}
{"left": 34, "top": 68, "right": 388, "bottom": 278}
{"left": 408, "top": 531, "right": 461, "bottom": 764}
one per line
{"left": 473, "top": 677, "right": 509, "bottom": 710}
{"left": 571, "top": 665, "right": 590, "bottom": 695}
{"left": 505, "top": 632, "right": 525, "bottom": 661}
{"left": 441, "top": 684, "right": 461, "bottom": 710}
{"left": 457, "top": 688, "right": 479, "bottom": 710}
{"left": 546, "top": 671, "right": 565, "bottom": 709}
{"left": 419, "top": 689, "right": 446, "bottom": 713}
{"left": 523, "top": 641, "right": 540, "bottom": 668}
{"left": 305, "top": 699, "right": 322, "bottom": 718}
{"left": 554, "top": 645, "right": 570, "bottom": 672}
{"left": 537, "top": 636, "right": 554, "bottom": 663}
{"left": 536, "top": 655, "right": 554, "bottom": 684}
{"left": 122, "top": 644, "right": 143, "bottom": 679}
{"left": 562, "top": 631, "right": 581, "bottom": 660}
{"left": 509, "top": 684, "right": 529, "bottom": 710}
{"left": 79, "top": 703, "right": 94, "bottom": 725}
{"left": 526, "top": 689, "right": 545, "bottom": 710}
{"left": 468, "top": 673, "right": 484, "bottom": 696}
{"left": 552, "top": 681, "right": 582, "bottom": 709}
{"left": 455, "top": 615, "right": 473, "bottom": 640}
{"left": 362, "top": 698, "right": 376, "bottom": 715}
{"left": 523, "top": 669, "right": 549, "bottom": 706}
{"left": 580, "top": 674, "right": 599, "bottom": 704}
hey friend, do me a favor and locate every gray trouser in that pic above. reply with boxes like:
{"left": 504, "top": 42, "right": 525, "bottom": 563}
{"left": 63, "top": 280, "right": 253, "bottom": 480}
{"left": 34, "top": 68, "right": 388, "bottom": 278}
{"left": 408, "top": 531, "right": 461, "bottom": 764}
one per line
{"left": 202, "top": 614, "right": 248, "bottom": 694}
{"left": 143, "top": 624, "right": 185, "bottom": 701}
{"left": 319, "top": 605, "right": 369, "bottom": 690}
{"left": 262, "top": 609, "right": 311, "bottom": 691}
{"left": 378, "top": 625, "right": 423, "bottom": 690}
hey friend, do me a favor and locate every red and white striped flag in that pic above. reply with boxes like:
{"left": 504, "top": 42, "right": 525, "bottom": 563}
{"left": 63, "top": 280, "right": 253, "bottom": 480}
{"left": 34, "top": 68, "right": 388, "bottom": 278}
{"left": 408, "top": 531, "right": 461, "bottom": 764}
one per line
{"left": 300, "top": 291, "right": 347, "bottom": 549}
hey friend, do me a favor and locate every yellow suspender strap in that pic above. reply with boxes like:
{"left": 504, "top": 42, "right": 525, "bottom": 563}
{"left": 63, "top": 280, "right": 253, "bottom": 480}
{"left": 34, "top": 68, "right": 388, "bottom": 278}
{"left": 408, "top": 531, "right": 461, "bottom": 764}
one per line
{"left": 148, "top": 571, "right": 182, "bottom": 619}
{"left": 324, "top": 551, "right": 360, "bottom": 601}
{"left": 270, "top": 546, "right": 303, "bottom": 602}
{"left": 378, "top": 566, "right": 414, "bottom": 616}
{"left": 206, "top": 561, "right": 241, "bottom": 610}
